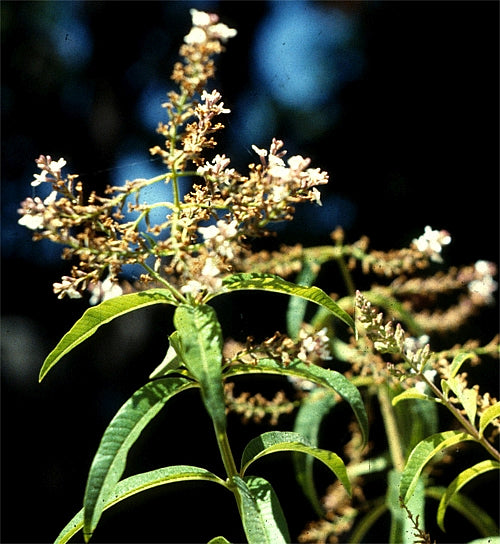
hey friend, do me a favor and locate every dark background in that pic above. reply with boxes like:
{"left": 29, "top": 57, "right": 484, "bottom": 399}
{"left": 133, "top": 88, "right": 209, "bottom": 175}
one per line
{"left": 2, "top": 1, "right": 498, "bottom": 543}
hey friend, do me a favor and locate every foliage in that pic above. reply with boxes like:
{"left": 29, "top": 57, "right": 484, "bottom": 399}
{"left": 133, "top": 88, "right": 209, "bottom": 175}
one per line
{"left": 19, "top": 9, "right": 499, "bottom": 544}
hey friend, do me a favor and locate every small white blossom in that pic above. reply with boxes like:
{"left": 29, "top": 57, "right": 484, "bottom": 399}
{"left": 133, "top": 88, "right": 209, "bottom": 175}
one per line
{"left": 53, "top": 276, "right": 83, "bottom": 299}
{"left": 209, "top": 23, "right": 237, "bottom": 42}
{"left": 49, "top": 157, "right": 67, "bottom": 172}
{"left": 31, "top": 170, "right": 49, "bottom": 187}
{"left": 412, "top": 226, "right": 451, "bottom": 262}
{"left": 180, "top": 279, "right": 205, "bottom": 296}
{"left": 89, "top": 275, "right": 123, "bottom": 306}
{"left": 18, "top": 213, "right": 44, "bottom": 230}
{"left": 190, "top": 8, "right": 212, "bottom": 27}
{"left": 415, "top": 369, "right": 437, "bottom": 395}
{"left": 201, "top": 257, "right": 220, "bottom": 278}
{"left": 184, "top": 27, "right": 206, "bottom": 44}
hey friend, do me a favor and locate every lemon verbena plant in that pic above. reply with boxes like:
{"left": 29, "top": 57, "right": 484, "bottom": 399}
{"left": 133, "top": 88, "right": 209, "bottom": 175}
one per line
{"left": 19, "top": 10, "right": 499, "bottom": 544}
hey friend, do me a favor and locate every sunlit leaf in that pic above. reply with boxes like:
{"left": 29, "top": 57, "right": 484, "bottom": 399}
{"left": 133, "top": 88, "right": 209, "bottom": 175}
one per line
{"left": 211, "top": 272, "right": 355, "bottom": 334}
{"left": 207, "top": 537, "right": 232, "bottom": 544}
{"left": 240, "top": 431, "right": 351, "bottom": 496}
{"left": 449, "top": 352, "right": 476, "bottom": 379}
{"left": 479, "top": 402, "right": 500, "bottom": 438}
{"left": 388, "top": 470, "right": 425, "bottom": 544}
{"left": 174, "top": 304, "right": 226, "bottom": 432}
{"left": 56, "top": 465, "right": 225, "bottom": 544}
{"left": 39, "top": 289, "right": 177, "bottom": 381}
{"left": 400, "top": 431, "right": 477, "bottom": 503}
{"left": 437, "top": 460, "right": 500, "bottom": 532}
{"left": 427, "top": 486, "right": 499, "bottom": 537}
{"left": 392, "top": 388, "right": 432, "bottom": 405}
{"left": 225, "top": 358, "right": 368, "bottom": 446}
{"left": 83, "top": 377, "right": 196, "bottom": 541}
{"left": 232, "top": 475, "right": 289, "bottom": 544}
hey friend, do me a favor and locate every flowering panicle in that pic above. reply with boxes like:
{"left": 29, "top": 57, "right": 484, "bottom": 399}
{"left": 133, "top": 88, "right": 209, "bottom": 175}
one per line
{"left": 18, "top": 10, "right": 330, "bottom": 301}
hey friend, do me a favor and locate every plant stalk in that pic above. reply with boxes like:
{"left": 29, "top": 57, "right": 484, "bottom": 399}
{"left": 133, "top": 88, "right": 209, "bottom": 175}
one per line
{"left": 378, "top": 384, "right": 406, "bottom": 473}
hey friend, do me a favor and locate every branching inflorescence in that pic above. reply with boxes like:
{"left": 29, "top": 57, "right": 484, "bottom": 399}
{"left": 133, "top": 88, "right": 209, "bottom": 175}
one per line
{"left": 20, "top": 8, "right": 499, "bottom": 544}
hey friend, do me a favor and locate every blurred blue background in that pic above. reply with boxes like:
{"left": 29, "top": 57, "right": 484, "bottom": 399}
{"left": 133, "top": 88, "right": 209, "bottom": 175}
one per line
{"left": 2, "top": 1, "right": 498, "bottom": 542}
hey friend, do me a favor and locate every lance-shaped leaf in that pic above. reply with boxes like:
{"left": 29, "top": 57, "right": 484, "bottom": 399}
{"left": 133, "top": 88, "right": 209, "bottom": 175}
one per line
{"left": 225, "top": 358, "right": 368, "bottom": 446}
{"left": 40, "top": 289, "right": 177, "bottom": 381}
{"left": 400, "top": 431, "right": 477, "bottom": 503}
{"left": 209, "top": 272, "right": 355, "bottom": 334}
{"left": 387, "top": 469, "right": 425, "bottom": 544}
{"left": 240, "top": 431, "right": 351, "bottom": 496}
{"left": 232, "top": 475, "right": 290, "bottom": 544}
{"left": 479, "top": 402, "right": 500, "bottom": 438}
{"left": 293, "top": 389, "right": 337, "bottom": 515}
{"left": 437, "top": 459, "right": 500, "bottom": 532}
{"left": 83, "top": 377, "right": 196, "bottom": 542}
{"left": 174, "top": 304, "right": 226, "bottom": 432}
{"left": 427, "top": 485, "right": 499, "bottom": 538}
{"left": 56, "top": 465, "right": 226, "bottom": 544}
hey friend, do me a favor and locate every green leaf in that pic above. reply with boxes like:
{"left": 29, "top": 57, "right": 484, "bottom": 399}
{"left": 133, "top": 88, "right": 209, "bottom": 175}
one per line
{"left": 449, "top": 352, "right": 476, "bottom": 379}
{"left": 479, "top": 402, "right": 500, "bottom": 438}
{"left": 39, "top": 289, "right": 177, "bottom": 381}
{"left": 392, "top": 388, "right": 432, "bottom": 405}
{"left": 212, "top": 272, "right": 355, "bottom": 334}
{"left": 437, "top": 460, "right": 500, "bottom": 532}
{"left": 444, "top": 376, "right": 478, "bottom": 425}
{"left": 400, "top": 431, "right": 477, "bottom": 503}
{"left": 286, "top": 259, "right": 319, "bottom": 339}
{"left": 225, "top": 358, "right": 368, "bottom": 447}
{"left": 207, "top": 537, "right": 232, "bottom": 544}
{"left": 293, "top": 389, "right": 337, "bottom": 515}
{"left": 149, "top": 331, "right": 182, "bottom": 379}
{"left": 83, "top": 377, "right": 196, "bottom": 541}
{"left": 427, "top": 485, "right": 499, "bottom": 537}
{"left": 232, "top": 475, "right": 290, "bottom": 544}
{"left": 173, "top": 304, "right": 226, "bottom": 432}
{"left": 387, "top": 470, "right": 425, "bottom": 544}
{"left": 240, "top": 431, "right": 351, "bottom": 496}
{"left": 56, "top": 465, "right": 225, "bottom": 544}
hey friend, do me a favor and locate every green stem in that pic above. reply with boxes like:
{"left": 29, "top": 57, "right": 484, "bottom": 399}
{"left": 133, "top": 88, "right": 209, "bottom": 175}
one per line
{"left": 214, "top": 425, "right": 238, "bottom": 481}
{"left": 378, "top": 385, "right": 406, "bottom": 472}
{"left": 423, "top": 375, "right": 500, "bottom": 462}
{"left": 335, "top": 246, "right": 356, "bottom": 298}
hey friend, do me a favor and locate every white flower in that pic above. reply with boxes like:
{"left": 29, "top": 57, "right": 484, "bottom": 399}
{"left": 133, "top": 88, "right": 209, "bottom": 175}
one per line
{"left": 468, "top": 277, "right": 498, "bottom": 303}
{"left": 201, "top": 257, "right": 220, "bottom": 278}
{"left": 49, "top": 157, "right": 67, "bottom": 171}
{"left": 43, "top": 190, "right": 58, "bottom": 205}
{"left": 53, "top": 276, "right": 83, "bottom": 299}
{"left": 190, "top": 8, "right": 212, "bottom": 27}
{"left": 31, "top": 170, "right": 48, "bottom": 187}
{"left": 209, "top": 23, "right": 237, "bottom": 42}
{"left": 184, "top": 27, "right": 206, "bottom": 44}
{"left": 415, "top": 369, "right": 437, "bottom": 395}
{"left": 309, "top": 187, "right": 322, "bottom": 206}
{"left": 89, "top": 275, "right": 123, "bottom": 306}
{"left": 412, "top": 226, "right": 451, "bottom": 262}
{"left": 251, "top": 145, "right": 268, "bottom": 158}
{"left": 18, "top": 213, "right": 44, "bottom": 230}
{"left": 181, "top": 279, "right": 205, "bottom": 296}
{"left": 287, "top": 155, "right": 310, "bottom": 171}
{"left": 198, "top": 224, "right": 219, "bottom": 241}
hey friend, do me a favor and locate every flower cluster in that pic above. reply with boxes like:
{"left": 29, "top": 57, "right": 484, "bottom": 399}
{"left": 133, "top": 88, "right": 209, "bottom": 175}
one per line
{"left": 355, "top": 290, "right": 431, "bottom": 370}
{"left": 411, "top": 225, "right": 451, "bottom": 263}
{"left": 18, "top": 10, "right": 330, "bottom": 302}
